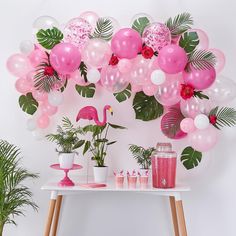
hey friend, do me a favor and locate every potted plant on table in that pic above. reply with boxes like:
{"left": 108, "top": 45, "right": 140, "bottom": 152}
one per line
{"left": 0, "top": 140, "right": 38, "bottom": 236}
{"left": 82, "top": 123, "right": 126, "bottom": 183}
{"left": 46, "top": 117, "right": 85, "bottom": 169}
{"left": 129, "top": 144, "right": 155, "bottom": 175}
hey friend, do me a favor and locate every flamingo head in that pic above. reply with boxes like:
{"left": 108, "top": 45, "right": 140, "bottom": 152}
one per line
{"left": 105, "top": 105, "right": 113, "bottom": 115}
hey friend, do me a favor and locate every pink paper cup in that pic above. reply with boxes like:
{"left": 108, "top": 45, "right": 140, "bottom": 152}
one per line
{"left": 139, "top": 176, "right": 149, "bottom": 189}
{"left": 115, "top": 176, "right": 124, "bottom": 188}
{"left": 127, "top": 176, "right": 137, "bottom": 189}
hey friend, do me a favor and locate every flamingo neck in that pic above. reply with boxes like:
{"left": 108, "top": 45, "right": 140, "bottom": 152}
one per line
{"left": 96, "top": 107, "right": 107, "bottom": 126}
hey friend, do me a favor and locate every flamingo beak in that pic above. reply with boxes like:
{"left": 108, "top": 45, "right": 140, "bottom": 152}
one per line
{"left": 109, "top": 107, "right": 113, "bottom": 115}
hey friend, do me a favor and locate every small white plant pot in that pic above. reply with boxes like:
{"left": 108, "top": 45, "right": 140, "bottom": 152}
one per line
{"left": 59, "top": 152, "right": 75, "bottom": 169}
{"left": 93, "top": 166, "right": 108, "bottom": 183}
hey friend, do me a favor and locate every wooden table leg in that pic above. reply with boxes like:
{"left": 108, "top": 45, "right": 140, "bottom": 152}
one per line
{"left": 175, "top": 199, "right": 188, "bottom": 236}
{"left": 52, "top": 195, "right": 63, "bottom": 236}
{"left": 169, "top": 196, "right": 180, "bottom": 236}
{"left": 44, "top": 191, "right": 57, "bottom": 236}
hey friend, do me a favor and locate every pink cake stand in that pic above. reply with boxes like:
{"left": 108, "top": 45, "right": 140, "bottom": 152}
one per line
{"left": 50, "top": 164, "right": 83, "bottom": 187}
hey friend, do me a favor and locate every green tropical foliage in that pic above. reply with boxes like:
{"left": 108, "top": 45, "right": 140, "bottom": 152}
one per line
{"left": 36, "top": 27, "right": 63, "bottom": 50}
{"left": 129, "top": 144, "right": 155, "bottom": 169}
{"left": 113, "top": 84, "right": 131, "bottom": 102}
{"left": 133, "top": 92, "right": 164, "bottom": 121}
{"left": 132, "top": 16, "right": 150, "bottom": 36}
{"left": 91, "top": 18, "right": 113, "bottom": 41}
{"left": 0, "top": 140, "right": 38, "bottom": 236}
{"left": 75, "top": 83, "right": 96, "bottom": 98}
{"left": 181, "top": 146, "right": 202, "bottom": 170}
{"left": 19, "top": 93, "right": 38, "bottom": 115}
{"left": 179, "top": 31, "right": 199, "bottom": 54}
{"left": 193, "top": 90, "right": 209, "bottom": 100}
{"left": 79, "top": 61, "right": 88, "bottom": 83}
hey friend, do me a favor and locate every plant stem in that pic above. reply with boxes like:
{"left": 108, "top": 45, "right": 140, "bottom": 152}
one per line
{"left": 0, "top": 221, "right": 4, "bottom": 236}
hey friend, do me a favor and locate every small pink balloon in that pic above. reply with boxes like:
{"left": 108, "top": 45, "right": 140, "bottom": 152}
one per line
{"left": 118, "top": 59, "right": 133, "bottom": 74}
{"left": 32, "top": 90, "right": 48, "bottom": 101}
{"left": 69, "top": 70, "right": 88, "bottom": 85}
{"left": 209, "top": 48, "right": 226, "bottom": 73}
{"left": 37, "top": 115, "right": 50, "bottom": 129}
{"left": 7, "top": 54, "right": 32, "bottom": 77}
{"left": 190, "top": 29, "right": 209, "bottom": 50}
{"left": 15, "top": 77, "right": 32, "bottom": 94}
{"left": 80, "top": 11, "right": 99, "bottom": 29}
{"left": 188, "top": 126, "right": 218, "bottom": 152}
{"left": 180, "top": 118, "right": 196, "bottom": 133}
{"left": 111, "top": 28, "right": 142, "bottom": 59}
{"left": 26, "top": 70, "right": 36, "bottom": 86}
{"left": 41, "top": 102, "right": 58, "bottom": 116}
{"left": 143, "top": 83, "right": 158, "bottom": 96}
{"left": 131, "top": 83, "right": 142, "bottom": 93}
{"left": 158, "top": 44, "right": 188, "bottom": 74}
{"left": 28, "top": 49, "right": 47, "bottom": 67}
{"left": 50, "top": 42, "right": 81, "bottom": 75}
{"left": 183, "top": 66, "right": 216, "bottom": 90}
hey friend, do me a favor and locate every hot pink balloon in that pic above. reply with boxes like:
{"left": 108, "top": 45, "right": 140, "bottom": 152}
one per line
{"left": 180, "top": 118, "right": 196, "bottom": 133}
{"left": 7, "top": 54, "right": 31, "bottom": 77}
{"left": 28, "top": 49, "right": 47, "bottom": 67}
{"left": 118, "top": 59, "right": 133, "bottom": 74}
{"left": 190, "top": 29, "right": 209, "bottom": 50}
{"left": 183, "top": 66, "right": 216, "bottom": 90}
{"left": 111, "top": 28, "right": 142, "bottom": 59}
{"left": 158, "top": 44, "right": 188, "bottom": 74}
{"left": 32, "top": 90, "right": 48, "bottom": 101}
{"left": 37, "top": 115, "right": 50, "bottom": 129}
{"left": 41, "top": 102, "right": 58, "bottom": 116}
{"left": 188, "top": 126, "right": 218, "bottom": 152}
{"left": 143, "top": 83, "right": 158, "bottom": 96}
{"left": 209, "top": 48, "right": 226, "bottom": 73}
{"left": 50, "top": 42, "right": 81, "bottom": 75}
{"left": 15, "top": 77, "right": 32, "bottom": 94}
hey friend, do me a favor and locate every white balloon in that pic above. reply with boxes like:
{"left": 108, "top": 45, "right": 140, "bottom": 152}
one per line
{"left": 87, "top": 68, "right": 101, "bottom": 83}
{"left": 194, "top": 114, "right": 210, "bottom": 130}
{"left": 48, "top": 91, "right": 64, "bottom": 106}
{"left": 150, "top": 70, "right": 166, "bottom": 85}
{"left": 26, "top": 118, "right": 37, "bottom": 131}
{"left": 32, "top": 129, "right": 44, "bottom": 141}
{"left": 33, "top": 16, "right": 59, "bottom": 34}
{"left": 20, "top": 40, "right": 34, "bottom": 55}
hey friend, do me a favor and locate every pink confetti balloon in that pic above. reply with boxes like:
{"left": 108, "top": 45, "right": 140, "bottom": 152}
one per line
{"left": 142, "top": 22, "right": 171, "bottom": 52}
{"left": 32, "top": 90, "right": 48, "bottom": 101}
{"left": 80, "top": 11, "right": 99, "bottom": 30}
{"left": 82, "top": 38, "right": 112, "bottom": 68}
{"left": 64, "top": 17, "right": 93, "bottom": 51}
{"left": 118, "top": 59, "right": 133, "bottom": 74}
{"left": 158, "top": 44, "right": 188, "bottom": 74}
{"left": 183, "top": 66, "right": 216, "bottom": 90}
{"left": 190, "top": 29, "right": 209, "bottom": 50}
{"left": 188, "top": 126, "right": 218, "bottom": 152}
{"left": 154, "top": 73, "right": 183, "bottom": 106}
{"left": 180, "top": 118, "right": 196, "bottom": 133}
{"left": 111, "top": 28, "right": 142, "bottom": 59}
{"left": 41, "top": 102, "right": 58, "bottom": 116}
{"left": 37, "top": 115, "right": 50, "bottom": 129}
{"left": 100, "top": 66, "right": 129, "bottom": 93}
{"left": 15, "top": 77, "right": 32, "bottom": 94}
{"left": 143, "top": 83, "right": 158, "bottom": 96}
{"left": 209, "top": 48, "right": 226, "bottom": 73}
{"left": 7, "top": 54, "right": 32, "bottom": 77}
{"left": 28, "top": 49, "right": 47, "bottom": 67}
{"left": 50, "top": 42, "right": 81, "bottom": 75}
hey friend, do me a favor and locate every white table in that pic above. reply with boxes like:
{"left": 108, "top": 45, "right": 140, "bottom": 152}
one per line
{"left": 42, "top": 177, "right": 190, "bottom": 236}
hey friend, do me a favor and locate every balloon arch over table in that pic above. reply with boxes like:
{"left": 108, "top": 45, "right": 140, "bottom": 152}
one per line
{"left": 6, "top": 11, "right": 236, "bottom": 170}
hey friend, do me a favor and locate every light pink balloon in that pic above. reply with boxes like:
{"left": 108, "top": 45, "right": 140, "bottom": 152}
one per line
{"left": 100, "top": 66, "right": 129, "bottom": 93}
{"left": 82, "top": 38, "right": 112, "bottom": 68}
{"left": 26, "top": 71, "right": 36, "bottom": 86}
{"left": 7, "top": 54, "right": 32, "bottom": 77}
{"left": 50, "top": 42, "right": 81, "bottom": 75}
{"left": 111, "top": 28, "right": 142, "bottom": 59}
{"left": 154, "top": 73, "right": 183, "bottom": 106}
{"left": 69, "top": 70, "right": 88, "bottom": 85}
{"left": 41, "top": 102, "right": 58, "bottom": 116}
{"left": 188, "top": 126, "right": 218, "bottom": 152}
{"left": 118, "top": 59, "right": 133, "bottom": 74}
{"left": 183, "top": 66, "right": 216, "bottom": 90}
{"left": 32, "top": 90, "right": 48, "bottom": 101}
{"left": 37, "top": 115, "right": 50, "bottom": 129}
{"left": 143, "top": 83, "right": 158, "bottom": 96}
{"left": 209, "top": 48, "right": 226, "bottom": 73}
{"left": 158, "top": 44, "right": 188, "bottom": 74}
{"left": 180, "top": 118, "right": 196, "bottom": 133}
{"left": 15, "top": 77, "right": 32, "bottom": 94}
{"left": 80, "top": 11, "right": 99, "bottom": 29}
{"left": 28, "top": 49, "right": 47, "bottom": 67}
{"left": 131, "top": 83, "right": 142, "bottom": 93}
{"left": 190, "top": 29, "right": 209, "bottom": 50}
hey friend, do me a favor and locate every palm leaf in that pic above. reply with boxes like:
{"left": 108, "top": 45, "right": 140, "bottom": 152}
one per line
{"left": 165, "top": 12, "right": 193, "bottom": 38}
{"left": 209, "top": 106, "right": 236, "bottom": 129}
{"left": 186, "top": 50, "right": 216, "bottom": 71}
{"left": 36, "top": 27, "right": 63, "bottom": 50}
{"left": 179, "top": 31, "right": 199, "bottom": 54}
{"left": 132, "top": 16, "right": 150, "bottom": 36}
{"left": 91, "top": 18, "right": 113, "bottom": 41}
{"left": 181, "top": 146, "right": 202, "bottom": 170}
{"left": 79, "top": 61, "right": 88, "bottom": 83}
{"left": 113, "top": 84, "right": 131, "bottom": 103}
{"left": 18, "top": 93, "right": 38, "bottom": 115}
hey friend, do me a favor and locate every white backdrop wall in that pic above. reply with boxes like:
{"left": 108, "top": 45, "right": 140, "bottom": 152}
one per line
{"left": 0, "top": 0, "right": 236, "bottom": 235}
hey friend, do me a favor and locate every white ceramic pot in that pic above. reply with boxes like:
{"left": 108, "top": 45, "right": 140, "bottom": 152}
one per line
{"left": 93, "top": 166, "right": 108, "bottom": 183}
{"left": 59, "top": 152, "right": 75, "bottom": 169}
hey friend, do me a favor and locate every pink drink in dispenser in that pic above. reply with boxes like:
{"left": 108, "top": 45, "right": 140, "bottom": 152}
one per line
{"left": 152, "top": 143, "right": 177, "bottom": 188}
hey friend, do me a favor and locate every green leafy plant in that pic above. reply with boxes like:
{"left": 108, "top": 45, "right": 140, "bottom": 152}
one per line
{"left": 193, "top": 90, "right": 209, "bottom": 100}
{"left": 132, "top": 16, "right": 150, "bottom": 36}
{"left": 129, "top": 144, "right": 155, "bottom": 169}
{"left": 79, "top": 61, "right": 88, "bottom": 83}
{"left": 75, "top": 83, "right": 96, "bottom": 98}
{"left": 181, "top": 146, "right": 202, "bottom": 170}
{"left": 91, "top": 18, "right": 113, "bottom": 41}
{"left": 113, "top": 84, "right": 131, "bottom": 102}
{"left": 0, "top": 140, "right": 38, "bottom": 236}
{"left": 82, "top": 123, "right": 126, "bottom": 167}
{"left": 133, "top": 91, "right": 164, "bottom": 121}
{"left": 209, "top": 106, "right": 236, "bottom": 129}
{"left": 179, "top": 31, "right": 199, "bottom": 54}
{"left": 165, "top": 12, "right": 193, "bottom": 38}
{"left": 19, "top": 92, "right": 38, "bottom": 115}
{"left": 46, "top": 117, "right": 85, "bottom": 153}
{"left": 36, "top": 27, "right": 63, "bottom": 50}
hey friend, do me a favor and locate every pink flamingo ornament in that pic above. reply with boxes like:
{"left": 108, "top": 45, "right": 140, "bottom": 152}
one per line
{"left": 76, "top": 105, "right": 113, "bottom": 126}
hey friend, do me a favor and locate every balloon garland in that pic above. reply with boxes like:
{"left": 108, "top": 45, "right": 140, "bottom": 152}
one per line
{"left": 6, "top": 12, "right": 236, "bottom": 170}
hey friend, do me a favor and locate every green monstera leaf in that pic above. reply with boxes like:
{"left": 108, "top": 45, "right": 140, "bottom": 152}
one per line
{"left": 132, "top": 16, "right": 150, "bottom": 36}
{"left": 75, "top": 84, "right": 96, "bottom": 98}
{"left": 181, "top": 146, "right": 202, "bottom": 170}
{"left": 113, "top": 84, "right": 131, "bottom": 103}
{"left": 179, "top": 31, "right": 199, "bottom": 54}
{"left": 133, "top": 92, "right": 164, "bottom": 121}
{"left": 19, "top": 93, "right": 38, "bottom": 115}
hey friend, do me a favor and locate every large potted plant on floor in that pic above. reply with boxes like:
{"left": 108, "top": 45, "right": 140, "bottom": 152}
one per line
{"left": 0, "top": 140, "right": 38, "bottom": 236}
{"left": 46, "top": 117, "right": 85, "bottom": 169}
{"left": 82, "top": 123, "right": 126, "bottom": 183}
